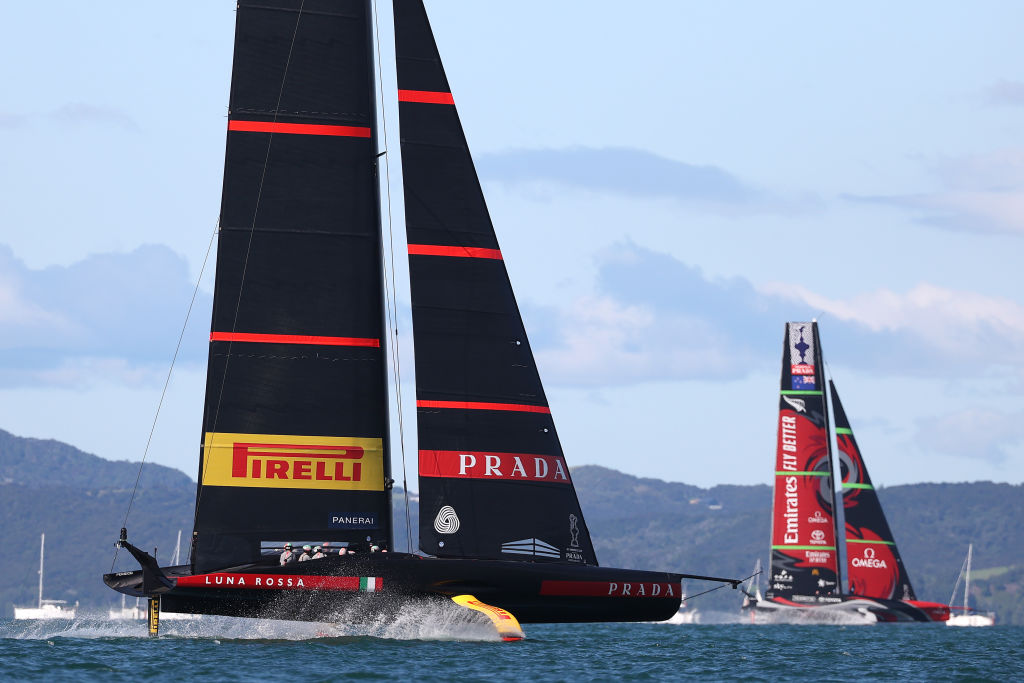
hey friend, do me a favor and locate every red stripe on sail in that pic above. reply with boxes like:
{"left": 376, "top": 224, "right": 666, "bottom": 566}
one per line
{"left": 397, "top": 89, "right": 455, "bottom": 105}
{"left": 227, "top": 120, "right": 372, "bottom": 138}
{"left": 408, "top": 244, "right": 503, "bottom": 260}
{"left": 419, "top": 450, "right": 569, "bottom": 483}
{"left": 416, "top": 400, "right": 550, "bottom": 414}
{"left": 210, "top": 332, "right": 380, "bottom": 347}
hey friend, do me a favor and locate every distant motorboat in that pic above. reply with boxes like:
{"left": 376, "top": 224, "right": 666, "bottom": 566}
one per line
{"left": 13, "top": 534, "right": 77, "bottom": 620}
{"left": 946, "top": 544, "right": 995, "bottom": 627}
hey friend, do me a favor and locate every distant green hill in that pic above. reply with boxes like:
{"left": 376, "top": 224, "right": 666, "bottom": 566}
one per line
{"left": 1, "top": 429, "right": 1020, "bottom": 623}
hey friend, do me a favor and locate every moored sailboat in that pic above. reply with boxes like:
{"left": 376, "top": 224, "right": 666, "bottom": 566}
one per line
{"left": 744, "top": 322, "right": 949, "bottom": 623}
{"left": 103, "top": 0, "right": 738, "bottom": 638}
{"left": 946, "top": 544, "right": 995, "bottom": 627}
{"left": 14, "top": 534, "right": 77, "bottom": 621}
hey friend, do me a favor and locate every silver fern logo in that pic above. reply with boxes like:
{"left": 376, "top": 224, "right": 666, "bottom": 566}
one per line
{"left": 433, "top": 505, "right": 460, "bottom": 534}
{"left": 782, "top": 395, "right": 807, "bottom": 413}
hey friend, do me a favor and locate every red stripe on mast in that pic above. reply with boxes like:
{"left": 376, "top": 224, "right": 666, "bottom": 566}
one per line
{"left": 227, "top": 120, "right": 372, "bottom": 138}
{"left": 397, "top": 89, "right": 455, "bottom": 105}
{"left": 408, "top": 244, "right": 503, "bottom": 260}
{"left": 416, "top": 400, "right": 550, "bottom": 414}
{"left": 210, "top": 332, "right": 380, "bottom": 348}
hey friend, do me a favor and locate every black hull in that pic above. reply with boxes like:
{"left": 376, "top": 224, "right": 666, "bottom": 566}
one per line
{"left": 104, "top": 553, "right": 684, "bottom": 624}
{"left": 746, "top": 595, "right": 950, "bottom": 623}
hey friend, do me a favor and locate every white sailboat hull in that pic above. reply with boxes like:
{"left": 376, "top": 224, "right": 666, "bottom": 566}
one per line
{"left": 14, "top": 604, "right": 76, "bottom": 620}
{"left": 946, "top": 613, "right": 995, "bottom": 627}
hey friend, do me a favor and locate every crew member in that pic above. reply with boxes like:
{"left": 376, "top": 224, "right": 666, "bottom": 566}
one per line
{"left": 298, "top": 544, "right": 313, "bottom": 561}
{"left": 280, "top": 542, "right": 295, "bottom": 565}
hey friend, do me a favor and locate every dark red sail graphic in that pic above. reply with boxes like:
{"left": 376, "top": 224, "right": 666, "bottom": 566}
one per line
{"left": 832, "top": 380, "right": 917, "bottom": 600}
{"left": 766, "top": 322, "right": 842, "bottom": 602}
{"left": 394, "top": 0, "right": 597, "bottom": 564}
{"left": 191, "top": 0, "right": 392, "bottom": 572}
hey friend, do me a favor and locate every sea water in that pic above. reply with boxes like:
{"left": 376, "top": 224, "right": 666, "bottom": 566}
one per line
{"left": 1, "top": 610, "right": 1021, "bottom": 681}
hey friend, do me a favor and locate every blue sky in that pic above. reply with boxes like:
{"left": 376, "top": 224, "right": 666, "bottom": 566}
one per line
{"left": 1, "top": 1, "right": 1022, "bottom": 488}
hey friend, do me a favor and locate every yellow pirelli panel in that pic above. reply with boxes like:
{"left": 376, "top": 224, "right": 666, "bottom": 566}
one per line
{"left": 201, "top": 432, "right": 385, "bottom": 491}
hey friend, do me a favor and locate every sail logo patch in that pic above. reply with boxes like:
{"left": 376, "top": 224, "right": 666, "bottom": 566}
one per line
{"left": 433, "top": 506, "right": 460, "bottom": 534}
{"left": 419, "top": 450, "right": 570, "bottom": 484}
{"left": 781, "top": 397, "right": 806, "bottom": 414}
{"left": 788, "top": 323, "right": 815, "bottom": 381}
{"left": 851, "top": 546, "right": 889, "bottom": 569}
{"left": 501, "top": 538, "right": 560, "bottom": 559}
{"left": 808, "top": 510, "right": 829, "bottom": 524}
{"left": 201, "top": 432, "right": 384, "bottom": 491}
{"left": 566, "top": 514, "right": 585, "bottom": 563}
{"left": 791, "top": 375, "right": 816, "bottom": 390}
{"left": 329, "top": 514, "right": 379, "bottom": 529}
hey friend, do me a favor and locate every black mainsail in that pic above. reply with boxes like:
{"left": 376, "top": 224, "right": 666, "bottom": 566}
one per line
{"left": 191, "top": 0, "right": 392, "bottom": 573}
{"left": 394, "top": 0, "right": 597, "bottom": 565}
{"left": 104, "top": 0, "right": 739, "bottom": 637}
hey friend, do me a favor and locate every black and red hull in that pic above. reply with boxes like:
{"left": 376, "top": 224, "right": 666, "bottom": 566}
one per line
{"left": 746, "top": 595, "right": 950, "bottom": 623}
{"left": 104, "top": 553, "right": 685, "bottom": 624}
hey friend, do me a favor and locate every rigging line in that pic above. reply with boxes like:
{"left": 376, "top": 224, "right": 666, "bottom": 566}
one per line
{"left": 111, "top": 224, "right": 218, "bottom": 572}
{"left": 372, "top": 0, "right": 413, "bottom": 554}
{"left": 685, "top": 570, "right": 763, "bottom": 604}
{"left": 194, "top": 0, "right": 307, "bottom": 531}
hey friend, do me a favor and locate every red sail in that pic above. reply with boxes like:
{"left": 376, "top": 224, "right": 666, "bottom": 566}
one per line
{"left": 767, "top": 322, "right": 842, "bottom": 602}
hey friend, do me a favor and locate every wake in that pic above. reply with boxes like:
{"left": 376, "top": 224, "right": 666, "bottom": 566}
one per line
{"left": 2, "top": 598, "right": 502, "bottom": 642}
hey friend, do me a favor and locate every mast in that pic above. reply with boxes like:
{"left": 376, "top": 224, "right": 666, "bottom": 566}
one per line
{"left": 172, "top": 529, "right": 182, "bottom": 566}
{"left": 38, "top": 533, "right": 44, "bottom": 609}
{"left": 367, "top": 0, "right": 394, "bottom": 554}
{"left": 965, "top": 543, "right": 973, "bottom": 611}
{"left": 394, "top": 0, "right": 598, "bottom": 564}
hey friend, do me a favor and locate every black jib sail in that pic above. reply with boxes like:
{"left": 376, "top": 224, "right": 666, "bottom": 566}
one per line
{"left": 190, "top": 0, "right": 392, "bottom": 573}
{"left": 832, "top": 380, "right": 917, "bottom": 601}
{"left": 766, "top": 322, "right": 842, "bottom": 603}
{"left": 394, "top": 0, "right": 598, "bottom": 565}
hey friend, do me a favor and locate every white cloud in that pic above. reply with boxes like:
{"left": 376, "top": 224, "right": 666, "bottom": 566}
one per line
{"left": 477, "top": 146, "right": 774, "bottom": 210}
{"left": 916, "top": 408, "right": 1024, "bottom": 464}
{"left": 762, "top": 281, "right": 1024, "bottom": 361}
{"left": 985, "top": 80, "right": 1024, "bottom": 107}
{"left": 0, "top": 244, "right": 209, "bottom": 388}
{"left": 849, "top": 148, "right": 1024, "bottom": 236}
{"left": 535, "top": 295, "right": 743, "bottom": 386}
{"left": 528, "top": 243, "right": 1024, "bottom": 387}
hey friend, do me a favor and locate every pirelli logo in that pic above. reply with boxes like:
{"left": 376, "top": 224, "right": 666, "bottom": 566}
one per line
{"left": 201, "top": 432, "right": 384, "bottom": 491}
